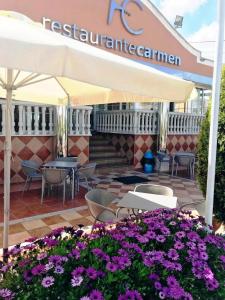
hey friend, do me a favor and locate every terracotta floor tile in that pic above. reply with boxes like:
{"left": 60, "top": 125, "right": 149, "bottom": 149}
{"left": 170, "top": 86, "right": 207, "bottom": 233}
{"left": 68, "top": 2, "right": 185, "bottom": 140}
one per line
{"left": 42, "top": 215, "right": 66, "bottom": 226}
{"left": 9, "top": 231, "right": 31, "bottom": 247}
{"left": 9, "top": 224, "right": 26, "bottom": 234}
{"left": 22, "top": 219, "right": 46, "bottom": 230}
{"left": 28, "top": 226, "right": 52, "bottom": 239}
{"left": 69, "top": 218, "right": 92, "bottom": 228}
{"left": 78, "top": 209, "right": 91, "bottom": 217}
{"left": 49, "top": 222, "right": 72, "bottom": 230}
{"left": 60, "top": 211, "right": 83, "bottom": 221}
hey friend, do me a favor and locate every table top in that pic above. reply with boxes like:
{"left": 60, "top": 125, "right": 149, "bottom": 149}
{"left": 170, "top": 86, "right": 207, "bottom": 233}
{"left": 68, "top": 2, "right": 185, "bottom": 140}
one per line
{"left": 172, "top": 152, "right": 195, "bottom": 157}
{"left": 42, "top": 161, "right": 79, "bottom": 169}
{"left": 117, "top": 191, "right": 177, "bottom": 211}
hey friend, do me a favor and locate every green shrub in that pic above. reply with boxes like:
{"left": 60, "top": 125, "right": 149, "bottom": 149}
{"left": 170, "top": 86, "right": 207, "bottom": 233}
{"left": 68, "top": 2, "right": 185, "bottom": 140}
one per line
{"left": 197, "top": 66, "right": 225, "bottom": 222}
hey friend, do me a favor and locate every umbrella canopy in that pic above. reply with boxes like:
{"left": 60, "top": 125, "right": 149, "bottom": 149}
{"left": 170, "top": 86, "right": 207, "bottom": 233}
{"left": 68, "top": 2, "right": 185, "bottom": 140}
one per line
{"left": 0, "top": 11, "right": 194, "bottom": 257}
{"left": 0, "top": 12, "right": 194, "bottom": 105}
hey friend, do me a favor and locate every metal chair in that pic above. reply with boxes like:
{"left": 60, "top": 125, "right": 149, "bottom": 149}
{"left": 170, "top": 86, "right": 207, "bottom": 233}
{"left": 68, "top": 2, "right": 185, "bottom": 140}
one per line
{"left": 85, "top": 189, "right": 118, "bottom": 232}
{"left": 78, "top": 163, "right": 97, "bottom": 191}
{"left": 21, "top": 160, "right": 42, "bottom": 196}
{"left": 177, "top": 199, "right": 205, "bottom": 216}
{"left": 134, "top": 183, "right": 174, "bottom": 196}
{"left": 55, "top": 156, "right": 78, "bottom": 162}
{"left": 41, "top": 168, "right": 70, "bottom": 205}
{"left": 171, "top": 153, "right": 195, "bottom": 179}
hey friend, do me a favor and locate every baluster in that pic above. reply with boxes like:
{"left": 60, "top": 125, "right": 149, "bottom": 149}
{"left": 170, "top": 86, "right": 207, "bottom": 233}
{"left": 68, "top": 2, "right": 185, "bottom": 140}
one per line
{"left": 119, "top": 113, "right": 122, "bottom": 132}
{"left": 69, "top": 108, "right": 73, "bottom": 135}
{"left": 81, "top": 109, "right": 85, "bottom": 135}
{"left": 141, "top": 112, "right": 145, "bottom": 133}
{"left": 49, "top": 107, "right": 54, "bottom": 134}
{"left": 76, "top": 109, "right": 79, "bottom": 135}
{"left": 34, "top": 106, "right": 39, "bottom": 135}
{"left": 42, "top": 106, "right": 46, "bottom": 135}
{"left": 18, "top": 105, "right": 24, "bottom": 135}
{"left": 87, "top": 109, "right": 91, "bottom": 135}
{"left": 2, "top": 104, "right": 6, "bottom": 135}
{"left": 137, "top": 112, "right": 141, "bottom": 134}
{"left": 153, "top": 112, "right": 156, "bottom": 134}
{"left": 27, "top": 106, "right": 32, "bottom": 135}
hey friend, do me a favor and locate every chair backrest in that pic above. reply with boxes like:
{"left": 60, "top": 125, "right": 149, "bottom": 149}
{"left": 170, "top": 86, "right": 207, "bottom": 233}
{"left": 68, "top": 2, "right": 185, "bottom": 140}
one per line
{"left": 21, "top": 160, "right": 40, "bottom": 176}
{"left": 55, "top": 157, "right": 78, "bottom": 162}
{"left": 134, "top": 183, "right": 173, "bottom": 196}
{"left": 175, "top": 155, "right": 195, "bottom": 166}
{"left": 41, "top": 168, "right": 69, "bottom": 185}
{"left": 85, "top": 189, "right": 115, "bottom": 220}
{"left": 79, "top": 163, "right": 97, "bottom": 178}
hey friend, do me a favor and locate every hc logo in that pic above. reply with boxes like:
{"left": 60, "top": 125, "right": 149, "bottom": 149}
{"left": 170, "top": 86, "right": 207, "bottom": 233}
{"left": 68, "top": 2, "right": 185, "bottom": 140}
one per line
{"left": 107, "top": 0, "right": 144, "bottom": 35}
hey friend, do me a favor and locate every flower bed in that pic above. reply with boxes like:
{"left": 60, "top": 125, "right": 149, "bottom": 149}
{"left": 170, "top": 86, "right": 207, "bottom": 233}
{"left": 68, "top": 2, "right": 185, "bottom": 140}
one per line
{"left": 0, "top": 209, "right": 225, "bottom": 300}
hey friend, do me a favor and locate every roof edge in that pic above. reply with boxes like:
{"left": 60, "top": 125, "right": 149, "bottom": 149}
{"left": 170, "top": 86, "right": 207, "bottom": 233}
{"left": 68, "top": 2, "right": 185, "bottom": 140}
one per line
{"left": 142, "top": 0, "right": 214, "bottom": 67}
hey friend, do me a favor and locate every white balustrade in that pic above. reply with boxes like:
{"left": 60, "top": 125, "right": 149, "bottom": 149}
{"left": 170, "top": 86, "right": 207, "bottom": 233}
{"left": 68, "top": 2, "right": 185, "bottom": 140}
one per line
{"left": 0, "top": 100, "right": 56, "bottom": 136}
{"left": 95, "top": 110, "right": 159, "bottom": 134}
{"left": 68, "top": 106, "right": 93, "bottom": 136}
{"left": 168, "top": 112, "right": 204, "bottom": 135}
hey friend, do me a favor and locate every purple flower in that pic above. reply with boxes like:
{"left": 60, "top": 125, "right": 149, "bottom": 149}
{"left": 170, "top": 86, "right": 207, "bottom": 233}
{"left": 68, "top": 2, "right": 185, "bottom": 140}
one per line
{"left": 206, "top": 278, "right": 219, "bottom": 291}
{"left": 71, "top": 276, "right": 83, "bottom": 287}
{"left": 145, "top": 231, "right": 156, "bottom": 239}
{"left": 167, "top": 276, "right": 178, "bottom": 287}
{"left": 80, "top": 297, "right": 91, "bottom": 300}
{"left": 149, "top": 273, "right": 160, "bottom": 281}
{"left": 89, "top": 289, "right": 104, "bottom": 300}
{"left": 41, "top": 276, "right": 55, "bottom": 288}
{"left": 220, "top": 255, "right": 225, "bottom": 263}
{"left": 48, "top": 255, "right": 62, "bottom": 265}
{"left": 154, "top": 281, "right": 162, "bottom": 290}
{"left": 31, "top": 264, "right": 45, "bottom": 276}
{"left": 118, "top": 290, "right": 143, "bottom": 300}
{"left": 86, "top": 267, "right": 98, "bottom": 280}
{"left": 77, "top": 242, "right": 86, "bottom": 250}
{"left": 42, "top": 238, "right": 58, "bottom": 247}
{"left": 45, "top": 262, "right": 54, "bottom": 271}
{"left": 0, "top": 289, "right": 15, "bottom": 299}
{"left": 174, "top": 241, "right": 184, "bottom": 250}
{"left": 168, "top": 249, "right": 179, "bottom": 261}
{"left": 72, "top": 266, "right": 85, "bottom": 277}
{"left": 37, "top": 252, "right": 47, "bottom": 261}
{"left": 136, "top": 235, "right": 149, "bottom": 243}
{"left": 23, "top": 270, "right": 33, "bottom": 282}
{"left": 106, "top": 262, "right": 118, "bottom": 272}
{"left": 159, "top": 291, "right": 166, "bottom": 299}
{"left": 184, "top": 292, "right": 193, "bottom": 300}
{"left": 175, "top": 231, "right": 185, "bottom": 239}
{"left": 203, "top": 268, "right": 214, "bottom": 280}
{"left": 54, "top": 265, "right": 64, "bottom": 274}
{"left": 199, "top": 252, "right": 208, "bottom": 261}
{"left": 156, "top": 235, "right": 166, "bottom": 243}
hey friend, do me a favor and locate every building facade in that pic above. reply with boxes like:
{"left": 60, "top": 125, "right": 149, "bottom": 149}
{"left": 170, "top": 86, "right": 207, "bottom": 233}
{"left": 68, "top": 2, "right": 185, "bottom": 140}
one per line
{"left": 0, "top": 0, "right": 213, "bottom": 181}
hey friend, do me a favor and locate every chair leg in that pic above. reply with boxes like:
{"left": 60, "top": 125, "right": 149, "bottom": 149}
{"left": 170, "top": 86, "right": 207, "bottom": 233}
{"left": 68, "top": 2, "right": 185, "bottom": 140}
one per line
{"left": 22, "top": 177, "right": 29, "bottom": 197}
{"left": 27, "top": 178, "right": 32, "bottom": 192}
{"left": 41, "top": 178, "right": 45, "bottom": 205}
{"left": 63, "top": 181, "right": 66, "bottom": 205}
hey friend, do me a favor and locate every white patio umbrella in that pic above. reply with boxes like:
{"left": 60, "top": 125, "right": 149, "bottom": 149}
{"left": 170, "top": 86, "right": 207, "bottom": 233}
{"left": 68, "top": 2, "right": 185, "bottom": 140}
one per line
{"left": 0, "top": 11, "right": 194, "bottom": 256}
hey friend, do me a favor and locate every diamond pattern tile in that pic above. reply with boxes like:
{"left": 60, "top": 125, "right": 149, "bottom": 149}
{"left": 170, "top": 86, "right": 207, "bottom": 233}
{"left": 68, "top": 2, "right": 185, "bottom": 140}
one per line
{"left": 166, "top": 135, "right": 198, "bottom": 154}
{"left": 68, "top": 136, "right": 89, "bottom": 165}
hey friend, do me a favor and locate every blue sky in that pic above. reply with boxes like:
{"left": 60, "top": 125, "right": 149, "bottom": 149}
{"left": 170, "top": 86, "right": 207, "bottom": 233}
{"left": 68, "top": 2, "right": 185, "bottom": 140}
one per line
{"left": 150, "top": 0, "right": 221, "bottom": 60}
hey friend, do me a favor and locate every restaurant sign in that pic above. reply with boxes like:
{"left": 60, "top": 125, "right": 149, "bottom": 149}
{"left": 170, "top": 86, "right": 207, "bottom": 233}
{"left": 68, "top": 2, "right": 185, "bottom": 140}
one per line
{"left": 42, "top": 14, "right": 181, "bottom": 67}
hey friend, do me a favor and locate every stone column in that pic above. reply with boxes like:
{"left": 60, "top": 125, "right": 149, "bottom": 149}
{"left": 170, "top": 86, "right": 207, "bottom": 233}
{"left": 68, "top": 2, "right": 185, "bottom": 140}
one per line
{"left": 159, "top": 102, "right": 169, "bottom": 150}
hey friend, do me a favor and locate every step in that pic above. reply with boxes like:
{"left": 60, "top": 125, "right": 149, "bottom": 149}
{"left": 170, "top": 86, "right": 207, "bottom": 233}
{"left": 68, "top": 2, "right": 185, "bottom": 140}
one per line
{"left": 90, "top": 151, "right": 121, "bottom": 159}
{"left": 89, "top": 140, "right": 111, "bottom": 146}
{"left": 90, "top": 157, "right": 128, "bottom": 166}
{"left": 89, "top": 145, "right": 116, "bottom": 152}
{"left": 90, "top": 135, "right": 106, "bottom": 140}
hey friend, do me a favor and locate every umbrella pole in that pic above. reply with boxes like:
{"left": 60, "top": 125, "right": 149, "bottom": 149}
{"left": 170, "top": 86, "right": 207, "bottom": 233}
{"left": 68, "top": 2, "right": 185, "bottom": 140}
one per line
{"left": 205, "top": 0, "right": 225, "bottom": 225}
{"left": 3, "top": 69, "right": 13, "bottom": 262}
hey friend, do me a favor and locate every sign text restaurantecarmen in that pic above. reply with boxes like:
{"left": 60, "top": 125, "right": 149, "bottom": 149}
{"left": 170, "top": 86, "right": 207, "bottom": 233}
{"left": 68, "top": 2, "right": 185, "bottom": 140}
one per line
{"left": 42, "top": 1, "right": 181, "bottom": 66}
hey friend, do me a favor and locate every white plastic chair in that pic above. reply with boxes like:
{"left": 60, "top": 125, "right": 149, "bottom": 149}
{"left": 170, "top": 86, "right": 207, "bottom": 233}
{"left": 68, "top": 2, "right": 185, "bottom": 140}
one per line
{"left": 78, "top": 163, "right": 97, "bottom": 191}
{"left": 21, "top": 160, "right": 42, "bottom": 196}
{"left": 41, "top": 168, "right": 70, "bottom": 205}
{"left": 134, "top": 183, "right": 174, "bottom": 196}
{"left": 85, "top": 189, "right": 118, "bottom": 232}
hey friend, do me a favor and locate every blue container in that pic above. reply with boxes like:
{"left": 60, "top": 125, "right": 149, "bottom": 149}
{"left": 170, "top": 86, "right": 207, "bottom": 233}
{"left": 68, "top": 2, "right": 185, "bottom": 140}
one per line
{"left": 142, "top": 151, "right": 154, "bottom": 173}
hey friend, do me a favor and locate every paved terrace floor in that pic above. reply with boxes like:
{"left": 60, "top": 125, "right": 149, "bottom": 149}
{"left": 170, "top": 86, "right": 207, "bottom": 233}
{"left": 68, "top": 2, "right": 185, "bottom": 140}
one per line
{"left": 0, "top": 167, "right": 204, "bottom": 248}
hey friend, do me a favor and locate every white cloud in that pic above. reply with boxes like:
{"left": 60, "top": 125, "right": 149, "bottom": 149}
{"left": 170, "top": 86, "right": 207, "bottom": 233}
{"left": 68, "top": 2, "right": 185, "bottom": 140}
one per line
{"left": 159, "top": 0, "right": 207, "bottom": 22}
{"left": 187, "top": 21, "right": 225, "bottom": 61}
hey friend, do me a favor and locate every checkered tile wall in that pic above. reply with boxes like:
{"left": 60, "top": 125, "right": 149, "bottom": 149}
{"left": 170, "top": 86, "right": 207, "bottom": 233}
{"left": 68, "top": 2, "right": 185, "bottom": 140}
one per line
{"left": 109, "top": 134, "right": 134, "bottom": 163}
{"left": 166, "top": 135, "right": 198, "bottom": 154}
{"left": 0, "top": 136, "right": 55, "bottom": 184}
{"left": 134, "top": 135, "right": 158, "bottom": 168}
{"left": 68, "top": 136, "right": 89, "bottom": 165}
